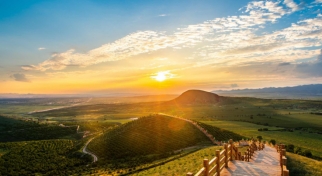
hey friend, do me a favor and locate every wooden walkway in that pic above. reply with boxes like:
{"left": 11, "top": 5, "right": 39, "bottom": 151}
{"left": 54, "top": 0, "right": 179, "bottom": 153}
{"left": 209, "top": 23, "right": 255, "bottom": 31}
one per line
{"left": 221, "top": 145, "right": 280, "bottom": 176}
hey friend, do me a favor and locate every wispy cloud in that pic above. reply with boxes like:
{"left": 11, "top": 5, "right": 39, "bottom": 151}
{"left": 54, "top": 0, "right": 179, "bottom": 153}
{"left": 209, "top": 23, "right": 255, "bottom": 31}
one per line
{"left": 231, "top": 84, "right": 239, "bottom": 88}
{"left": 295, "top": 49, "right": 322, "bottom": 77}
{"left": 283, "top": 0, "right": 299, "bottom": 12}
{"left": 38, "top": 47, "right": 46, "bottom": 50}
{"left": 158, "top": 14, "right": 169, "bottom": 17}
{"left": 10, "top": 73, "right": 30, "bottom": 82}
{"left": 22, "top": 1, "right": 321, "bottom": 73}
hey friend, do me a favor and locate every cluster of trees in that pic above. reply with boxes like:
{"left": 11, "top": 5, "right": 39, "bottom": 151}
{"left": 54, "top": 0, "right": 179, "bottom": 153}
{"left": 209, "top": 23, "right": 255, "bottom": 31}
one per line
{"left": 0, "top": 140, "right": 92, "bottom": 175}
{"left": 0, "top": 115, "right": 86, "bottom": 142}
{"left": 258, "top": 128, "right": 268, "bottom": 131}
{"left": 0, "top": 125, "right": 80, "bottom": 142}
{"left": 286, "top": 144, "right": 313, "bottom": 158}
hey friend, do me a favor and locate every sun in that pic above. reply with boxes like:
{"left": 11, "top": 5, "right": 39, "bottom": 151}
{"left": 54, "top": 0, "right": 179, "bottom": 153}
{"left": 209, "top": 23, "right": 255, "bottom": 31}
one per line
{"left": 155, "top": 72, "right": 167, "bottom": 82}
{"left": 151, "top": 71, "right": 175, "bottom": 82}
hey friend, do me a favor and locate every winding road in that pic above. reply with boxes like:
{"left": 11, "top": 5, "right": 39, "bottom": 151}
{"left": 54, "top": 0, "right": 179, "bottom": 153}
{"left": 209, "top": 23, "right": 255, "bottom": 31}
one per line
{"left": 82, "top": 137, "right": 98, "bottom": 162}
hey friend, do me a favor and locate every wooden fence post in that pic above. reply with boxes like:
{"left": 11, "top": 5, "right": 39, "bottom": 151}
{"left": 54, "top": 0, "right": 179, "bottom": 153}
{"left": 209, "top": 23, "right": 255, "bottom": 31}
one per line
{"left": 203, "top": 159, "right": 209, "bottom": 176}
{"left": 229, "top": 139, "right": 233, "bottom": 161}
{"left": 216, "top": 150, "right": 220, "bottom": 176}
{"left": 224, "top": 143, "right": 228, "bottom": 167}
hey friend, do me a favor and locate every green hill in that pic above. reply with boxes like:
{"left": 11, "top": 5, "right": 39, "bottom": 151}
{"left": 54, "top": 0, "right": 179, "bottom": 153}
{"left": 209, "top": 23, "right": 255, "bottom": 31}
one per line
{"left": 87, "top": 115, "right": 210, "bottom": 162}
{"left": 169, "top": 90, "right": 222, "bottom": 105}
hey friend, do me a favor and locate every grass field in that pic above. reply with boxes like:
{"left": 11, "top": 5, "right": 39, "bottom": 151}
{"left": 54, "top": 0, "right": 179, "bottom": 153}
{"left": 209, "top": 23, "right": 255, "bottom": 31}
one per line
{"left": 287, "top": 152, "right": 322, "bottom": 176}
{"left": 202, "top": 120, "right": 322, "bottom": 157}
{"left": 132, "top": 146, "right": 223, "bottom": 176}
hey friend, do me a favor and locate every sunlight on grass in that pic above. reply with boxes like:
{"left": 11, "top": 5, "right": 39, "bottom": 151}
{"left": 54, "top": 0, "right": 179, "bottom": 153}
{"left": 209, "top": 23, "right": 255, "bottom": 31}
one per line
{"left": 132, "top": 146, "right": 223, "bottom": 176}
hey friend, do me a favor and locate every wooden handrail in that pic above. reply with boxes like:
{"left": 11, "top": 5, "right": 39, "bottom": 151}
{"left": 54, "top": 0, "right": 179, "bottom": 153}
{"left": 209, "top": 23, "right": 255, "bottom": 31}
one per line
{"left": 187, "top": 139, "right": 243, "bottom": 176}
{"left": 187, "top": 140, "right": 287, "bottom": 176}
{"left": 278, "top": 144, "right": 289, "bottom": 176}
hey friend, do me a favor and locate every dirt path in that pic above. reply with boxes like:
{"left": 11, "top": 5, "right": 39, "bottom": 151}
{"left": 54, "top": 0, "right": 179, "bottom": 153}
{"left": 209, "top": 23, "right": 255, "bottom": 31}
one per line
{"left": 158, "top": 113, "right": 219, "bottom": 145}
{"left": 82, "top": 137, "right": 98, "bottom": 162}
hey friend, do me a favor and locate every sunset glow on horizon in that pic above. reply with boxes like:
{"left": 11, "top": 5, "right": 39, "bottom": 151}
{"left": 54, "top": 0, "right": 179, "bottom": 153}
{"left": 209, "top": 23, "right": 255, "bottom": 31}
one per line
{"left": 1, "top": 0, "right": 322, "bottom": 95}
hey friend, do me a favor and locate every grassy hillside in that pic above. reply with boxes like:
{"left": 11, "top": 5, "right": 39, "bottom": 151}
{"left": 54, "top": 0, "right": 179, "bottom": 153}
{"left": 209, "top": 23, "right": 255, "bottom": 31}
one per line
{"left": 87, "top": 115, "right": 210, "bottom": 162}
{"left": 287, "top": 152, "right": 322, "bottom": 176}
{"left": 197, "top": 122, "right": 246, "bottom": 141}
{"left": 132, "top": 146, "right": 222, "bottom": 176}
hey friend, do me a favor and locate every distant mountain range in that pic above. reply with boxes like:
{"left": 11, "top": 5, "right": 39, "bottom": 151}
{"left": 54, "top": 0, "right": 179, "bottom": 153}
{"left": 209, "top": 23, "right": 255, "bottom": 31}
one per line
{"left": 1, "top": 84, "right": 322, "bottom": 100}
{"left": 213, "top": 84, "right": 322, "bottom": 99}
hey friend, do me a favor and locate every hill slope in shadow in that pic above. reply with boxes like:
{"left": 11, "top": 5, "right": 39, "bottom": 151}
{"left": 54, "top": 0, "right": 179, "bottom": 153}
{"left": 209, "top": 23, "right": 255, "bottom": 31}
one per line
{"left": 87, "top": 115, "right": 210, "bottom": 161}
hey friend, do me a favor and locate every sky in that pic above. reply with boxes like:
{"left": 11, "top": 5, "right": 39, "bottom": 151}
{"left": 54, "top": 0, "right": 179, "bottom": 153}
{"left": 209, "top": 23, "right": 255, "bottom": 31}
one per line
{"left": 1, "top": 0, "right": 322, "bottom": 95}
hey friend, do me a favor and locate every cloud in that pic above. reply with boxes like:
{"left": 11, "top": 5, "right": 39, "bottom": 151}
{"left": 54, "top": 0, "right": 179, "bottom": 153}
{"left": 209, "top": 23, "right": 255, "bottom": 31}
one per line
{"left": 295, "top": 49, "right": 322, "bottom": 77}
{"left": 284, "top": 0, "right": 299, "bottom": 12}
{"left": 158, "top": 14, "right": 168, "bottom": 17}
{"left": 315, "top": 0, "right": 322, "bottom": 3}
{"left": 231, "top": 84, "right": 239, "bottom": 88}
{"left": 10, "top": 73, "right": 30, "bottom": 82}
{"left": 38, "top": 47, "right": 46, "bottom": 50}
{"left": 279, "top": 62, "right": 291, "bottom": 66}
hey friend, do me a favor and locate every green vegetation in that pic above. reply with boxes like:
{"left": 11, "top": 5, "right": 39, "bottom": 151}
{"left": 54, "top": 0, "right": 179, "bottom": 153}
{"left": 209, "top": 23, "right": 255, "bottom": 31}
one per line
{"left": 202, "top": 120, "right": 322, "bottom": 158}
{"left": 1, "top": 93, "right": 322, "bottom": 175}
{"left": 0, "top": 140, "right": 92, "bottom": 176}
{"left": 287, "top": 152, "right": 322, "bottom": 176}
{"left": 197, "top": 122, "right": 245, "bottom": 141}
{"left": 132, "top": 146, "right": 223, "bottom": 176}
{"left": 88, "top": 115, "right": 210, "bottom": 162}
{"left": 0, "top": 115, "right": 81, "bottom": 142}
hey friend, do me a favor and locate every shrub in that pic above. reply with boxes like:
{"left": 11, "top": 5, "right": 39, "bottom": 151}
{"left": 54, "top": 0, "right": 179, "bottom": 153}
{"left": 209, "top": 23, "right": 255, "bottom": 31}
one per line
{"left": 295, "top": 147, "right": 302, "bottom": 154}
{"left": 286, "top": 144, "right": 295, "bottom": 153}
{"left": 269, "top": 139, "right": 276, "bottom": 145}
{"left": 303, "top": 150, "right": 312, "bottom": 158}
{"left": 257, "top": 136, "right": 263, "bottom": 142}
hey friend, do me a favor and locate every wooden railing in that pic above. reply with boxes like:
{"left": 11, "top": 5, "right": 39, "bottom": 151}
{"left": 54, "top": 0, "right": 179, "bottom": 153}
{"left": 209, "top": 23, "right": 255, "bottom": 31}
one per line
{"left": 187, "top": 139, "right": 264, "bottom": 176}
{"left": 276, "top": 144, "right": 289, "bottom": 176}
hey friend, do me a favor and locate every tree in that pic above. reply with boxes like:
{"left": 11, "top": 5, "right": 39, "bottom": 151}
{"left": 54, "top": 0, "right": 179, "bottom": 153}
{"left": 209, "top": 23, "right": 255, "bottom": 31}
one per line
{"left": 304, "top": 150, "right": 312, "bottom": 158}
{"left": 257, "top": 136, "right": 263, "bottom": 142}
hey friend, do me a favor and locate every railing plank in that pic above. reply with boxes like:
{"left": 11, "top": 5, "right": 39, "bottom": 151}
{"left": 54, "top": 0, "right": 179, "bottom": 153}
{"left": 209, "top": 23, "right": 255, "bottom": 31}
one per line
{"left": 220, "top": 164, "right": 225, "bottom": 172}
{"left": 195, "top": 167, "right": 205, "bottom": 176}
{"left": 220, "top": 156, "right": 225, "bottom": 164}
{"left": 209, "top": 157, "right": 217, "bottom": 165}
{"left": 209, "top": 165, "right": 217, "bottom": 175}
